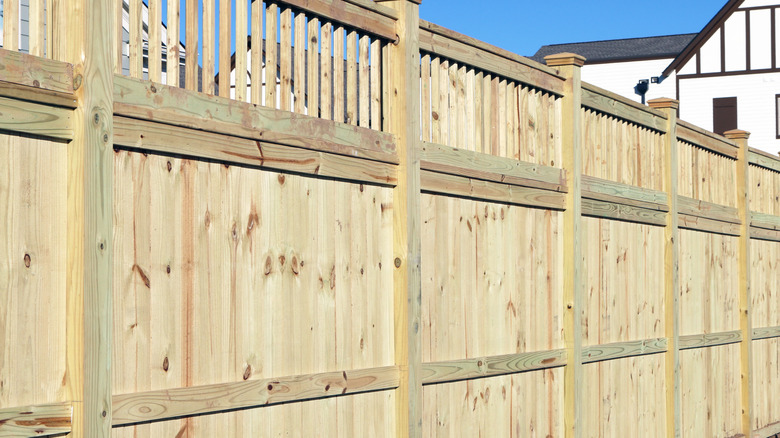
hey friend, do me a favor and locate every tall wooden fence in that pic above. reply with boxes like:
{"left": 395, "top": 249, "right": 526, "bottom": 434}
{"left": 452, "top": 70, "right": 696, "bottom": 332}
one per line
{"left": 0, "top": 1, "right": 779, "bottom": 437}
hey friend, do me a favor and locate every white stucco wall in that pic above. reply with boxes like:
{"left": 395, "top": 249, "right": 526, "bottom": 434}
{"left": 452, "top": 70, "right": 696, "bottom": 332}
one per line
{"left": 581, "top": 58, "right": 678, "bottom": 103}
{"left": 678, "top": 72, "right": 780, "bottom": 154}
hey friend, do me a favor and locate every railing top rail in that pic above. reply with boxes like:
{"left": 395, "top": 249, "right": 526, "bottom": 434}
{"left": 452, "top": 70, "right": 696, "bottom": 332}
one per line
{"left": 273, "top": 0, "right": 398, "bottom": 41}
{"left": 418, "top": 19, "right": 565, "bottom": 96}
{"left": 580, "top": 81, "right": 668, "bottom": 133}
{"left": 748, "top": 147, "right": 780, "bottom": 173}
{"left": 677, "top": 118, "right": 739, "bottom": 159}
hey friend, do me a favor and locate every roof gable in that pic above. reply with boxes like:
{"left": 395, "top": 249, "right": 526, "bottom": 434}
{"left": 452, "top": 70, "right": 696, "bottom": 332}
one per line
{"left": 661, "top": 0, "right": 745, "bottom": 76}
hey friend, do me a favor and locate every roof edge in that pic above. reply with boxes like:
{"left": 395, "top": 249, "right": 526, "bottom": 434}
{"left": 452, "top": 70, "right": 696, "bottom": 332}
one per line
{"left": 662, "top": 0, "right": 744, "bottom": 77}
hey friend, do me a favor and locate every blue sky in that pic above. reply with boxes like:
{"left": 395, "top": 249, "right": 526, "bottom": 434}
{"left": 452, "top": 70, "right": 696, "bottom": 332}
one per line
{"left": 419, "top": 0, "right": 727, "bottom": 57}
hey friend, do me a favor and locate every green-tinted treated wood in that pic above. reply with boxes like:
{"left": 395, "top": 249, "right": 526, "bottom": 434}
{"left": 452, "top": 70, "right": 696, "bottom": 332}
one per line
{"left": 382, "top": 2, "right": 422, "bottom": 437}
{"left": 753, "top": 421, "right": 780, "bottom": 438}
{"left": 420, "top": 169, "right": 567, "bottom": 210}
{"left": 274, "top": 0, "right": 397, "bottom": 40}
{"left": 421, "top": 349, "right": 567, "bottom": 385}
{"left": 750, "top": 226, "right": 780, "bottom": 242}
{"left": 677, "top": 120, "right": 738, "bottom": 159}
{"left": 112, "top": 116, "right": 397, "bottom": 186}
{"left": 678, "top": 213, "right": 741, "bottom": 236}
{"left": 0, "top": 96, "right": 73, "bottom": 140}
{"left": 0, "top": 402, "right": 72, "bottom": 437}
{"left": 0, "top": 48, "right": 75, "bottom": 94}
{"left": 750, "top": 211, "right": 780, "bottom": 231}
{"left": 113, "top": 75, "right": 399, "bottom": 164}
{"left": 581, "top": 198, "right": 667, "bottom": 226}
{"left": 418, "top": 27, "right": 564, "bottom": 96}
{"left": 419, "top": 141, "right": 567, "bottom": 192}
{"left": 546, "top": 53, "right": 584, "bottom": 438}
{"left": 63, "top": 0, "right": 115, "bottom": 433}
{"left": 581, "top": 338, "right": 667, "bottom": 364}
{"left": 678, "top": 331, "right": 743, "bottom": 350}
{"left": 581, "top": 175, "right": 668, "bottom": 211}
{"left": 748, "top": 148, "right": 780, "bottom": 173}
{"left": 725, "top": 129, "right": 753, "bottom": 437}
{"left": 112, "top": 366, "right": 400, "bottom": 427}
{"left": 0, "top": 80, "right": 77, "bottom": 108}
{"left": 580, "top": 82, "right": 667, "bottom": 132}
{"left": 677, "top": 195, "right": 741, "bottom": 224}
{"left": 752, "top": 325, "right": 780, "bottom": 340}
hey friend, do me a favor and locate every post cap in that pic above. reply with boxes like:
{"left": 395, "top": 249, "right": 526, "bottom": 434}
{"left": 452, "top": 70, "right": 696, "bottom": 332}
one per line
{"left": 723, "top": 129, "right": 750, "bottom": 140}
{"left": 544, "top": 53, "right": 586, "bottom": 67}
{"left": 647, "top": 98, "right": 679, "bottom": 110}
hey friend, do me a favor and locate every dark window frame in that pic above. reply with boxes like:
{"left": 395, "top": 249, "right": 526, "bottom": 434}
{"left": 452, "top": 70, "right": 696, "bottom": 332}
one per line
{"left": 713, "top": 96, "right": 738, "bottom": 136}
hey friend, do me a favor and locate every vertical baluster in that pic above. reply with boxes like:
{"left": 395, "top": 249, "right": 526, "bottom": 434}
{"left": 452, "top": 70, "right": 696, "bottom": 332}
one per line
{"left": 358, "top": 35, "right": 370, "bottom": 128}
{"left": 307, "top": 16, "right": 320, "bottom": 117}
{"left": 185, "top": 0, "right": 199, "bottom": 90}
{"left": 149, "top": 0, "right": 162, "bottom": 81}
{"left": 346, "top": 30, "right": 358, "bottom": 125}
{"left": 333, "top": 26, "right": 345, "bottom": 123}
{"left": 250, "top": 0, "right": 262, "bottom": 104}
{"left": 370, "top": 38, "right": 381, "bottom": 131}
{"left": 294, "top": 11, "right": 306, "bottom": 114}
{"left": 279, "top": 7, "right": 293, "bottom": 111}
{"left": 320, "top": 22, "right": 332, "bottom": 120}
{"left": 236, "top": 0, "right": 248, "bottom": 101}
{"left": 218, "top": 0, "right": 231, "bottom": 97}
{"left": 130, "top": 0, "right": 142, "bottom": 77}
{"left": 265, "top": 2, "right": 278, "bottom": 108}
{"left": 166, "top": 0, "right": 180, "bottom": 86}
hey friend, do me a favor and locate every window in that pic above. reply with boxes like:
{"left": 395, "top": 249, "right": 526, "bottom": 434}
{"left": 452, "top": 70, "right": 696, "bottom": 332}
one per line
{"left": 713, "top": 97, "right": 738, "bottom": 135}
{"left": 776, "top": 94, "right": 780, "bottom": 139}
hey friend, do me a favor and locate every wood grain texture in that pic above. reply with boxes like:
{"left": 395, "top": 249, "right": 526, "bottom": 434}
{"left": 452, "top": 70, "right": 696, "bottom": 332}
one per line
{"left": 112, "top": 116, "right": 396, "bottom": 185}
{"left": 112, "top": 366, "right": 400, "bottom": 426}
{"left": 582, "top": 355, "right": 667, "bottom": 438}
{"left": 112, "top": 150, "right": 395, "bottom": 436}
{"left": 113, "top": 75, "right": 398, "bottom": 164}
{"left": 752, "top": 339, "right": 780, "bottom": 432}
{"left": 582, "top": 175, "right": 668, "bottom": 211}
{"left": 751, "top": 239, "right": 780, "bottom": 330}
{"left": 420, "top": 170, "right": 567, "bottom": 210}
{"left": 749, "top": 164, "right": 780, "bottom": 215}
{"left": 419, "top": 141, "right": 567, "bottom": 192}
{"left": 274, "top": 0, "right": 396, "bottom": 40}
{"left": 751, "top": 211, "right": 780, "bottom": 231}
{"left": 679, "top": 344, "right": 742, "bottom": 438}
{"left": 753, "top": 326, "right": 780, "bottom": 340}
{"left": 421, "top": 370, "right": 563, "bottom": 437}
{"left": 63, "top": 0, "right": 115, "bottom": 433}
{"left": 581, "top": 107, "right": 666, "bottom": 192}
{"left": 678, "top": 140, "right": 738, "bottom": 208}
{"left": 0, "top": 96, "right": 73, "bottom": 140}
{"left": 0, "top": 402, "right": 72, "bottom": 437}
{"left": 679, "top": 230, "right": 740, "bottom": 336}
{"left": 0, "top": 49, "right": 75, "bottom": 95}
{"left": 581, "top": 338, "right": 667, "bottom": 364}
{"left": 678, "top": 196, "right": 740, "bottom": 224}
{"left": 0, "top": 133, "right": 67, "bottom": 412}
{"left": 582, "top": 217, "right": 665, "bottom": 347}
{"left": 678, "top": 331, "right": 742, "bottom": 350}
{"left": 678, "top": 213, "right": 741, "bottom": 236}
{"left": 581, "top": 198, "right": 667, "bottom": 226}
{"left": 749, "top": 149, "right": 780, "bottom": 173}
{"left": 421, "top": 350, "right": 566, "bottom": 385}
{"left": 580, "top": 82, "right": 667, "bottom": 132}
{"left": 677, "top": 120, "right": 738, "bottom": 159}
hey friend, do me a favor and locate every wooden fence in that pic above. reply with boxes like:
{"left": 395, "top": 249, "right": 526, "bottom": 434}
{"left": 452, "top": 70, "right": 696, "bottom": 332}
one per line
{"left": 1, "top": 0, "right": 779, "bottom": 437}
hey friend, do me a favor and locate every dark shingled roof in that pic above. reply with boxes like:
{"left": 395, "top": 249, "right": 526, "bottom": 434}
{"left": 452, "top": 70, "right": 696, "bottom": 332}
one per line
{"left": 529, "top": 34, "right": 697, "bottom": 64}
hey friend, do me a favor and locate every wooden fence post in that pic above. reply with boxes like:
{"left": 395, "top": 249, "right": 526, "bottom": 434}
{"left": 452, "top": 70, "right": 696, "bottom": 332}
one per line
{"left": 545, "top": 52, "right": 585, "bottom": 438}
{"left": 648, "top": 98, "right": 682, "bottom": 438}
{"left": 377, "top": 0, "right": 423, "bottom": 436}
{"left": 724, "top": 129, "right": 753, "bottom": 438}
{"left": 62, "top": 0, "right": 115, "bottom": 435}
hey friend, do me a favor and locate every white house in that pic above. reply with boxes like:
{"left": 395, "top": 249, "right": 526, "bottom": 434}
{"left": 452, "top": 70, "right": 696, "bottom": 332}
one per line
{"left": 532, "top": 0, "right": 780, "bottom": 155}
